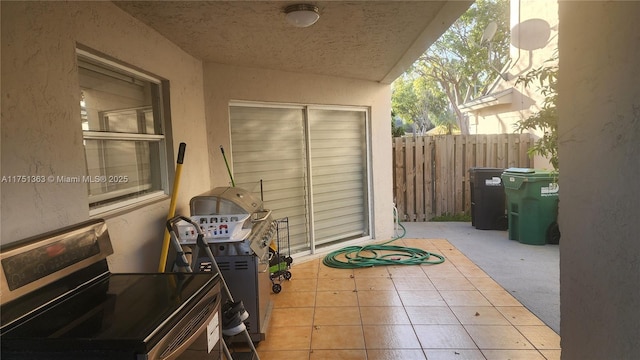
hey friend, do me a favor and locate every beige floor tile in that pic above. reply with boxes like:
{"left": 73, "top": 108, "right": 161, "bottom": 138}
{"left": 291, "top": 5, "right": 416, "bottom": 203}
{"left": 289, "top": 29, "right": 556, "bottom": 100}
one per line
{"left": 456, "top": 264, "right": 490, "bottom": 277}
{"left": 314, "top": 306, "right": 361, "bottom": 326}
{"left": 291, "top": 268, "right": 320, "bottom": 279}
{"left": 403, "top": 240, "right": 440, "bottom": 253}
{"left": 450, "top": 306, "right": 510, "bottom": 325}
{"left": 405, "top": 306, "right": 460, "bottom": 325}
{"left": 282, "top": 277, "right": 317, "bottom": 291}
{"left": 257, "top": 325, "right": 312, "bottom": 351}
{"left": 465, "top": 325, "right": 534, "bottom": 350}
{"left": 352, "top": 266, "right": 390, "bottom": 278}
{"left": 423, "top": 349, "right": 486, "bottom": 360}
{"left": 290, "top": 263, "right": 318, "bottom": 279}
{"left": 392, "top": 276, "right": 435, "bottom": 291}
{"left": 443, "top": 256, "right": 476, "bottom": 267}
{"left": 413, "top": 324, "right": 477, "bottom": 349}
{"left": 539, "top": 349, "right": 562, "bottom": 360}
{"left": 293, "top": 257, "right": 320, "bottom": 268}
{"left": 421, "top": 262, "right": 458, "bottom": 271}
{"left": 430, "top": 239, "right": 453, "bottom": 249}
{"left": 422, "top": 265, "right": 464, "bottom": 278}
{"left": 291, "top": 261, "right": 319, "bottom": 279}
{"left": 387, "top": 265, "right": 428, "bottom": 278}
{"left": 398, "top": 290, "right": 447, "bottom": 306}
{"left": 440, "top": 290, "right": 492, "bottom": 307}
{"left": 255, "top": 350, "right": 310, "bottom": 360}
{"left": 318, "top": 265, "right": 354, "bottom": 278}
{"left": 439, "top": 249, "right": 466, "bottom": 260}
{"left": 355, "top": 276, "right": 396, "bottom": 291}
{"left": 481, "top": 289, "right": 522, "bottom": 306}
{"left": 496, "top": 307, "right": 545, "bottom": 326}
{"left": 431, "top": 277, "right": 476, "bottom": 291}
{"left": 272, "top": 290, "right": 315, "bottom": 308}
{"left": 467, "top": 277, "right": 505, "bottom": 291}
{"left": 317, "top": 277, "right": 356, "bottom": 291}
{"left": 362, "top": 324, "right": 421, "bottom": 349}
{"left": 481, "top": 349, "right": 546, "bottom": 359}
{"left": 260, "top": 240, "right": 561, "bottom": 360}
{"left": 270, "top": 307, "right": 315, "bottom": 327}
{"left": 357, "top": 290, "right": 403, "bottom": 307}
{"left": 360, "top": 306, "right": 410, "bottom": 325}
{"left": 366, "top": 349, "right": 427, "bottom": 360}
{"left": 311, "top": 325, "right": 365, "bottom": 350}
{"left": 315, "top": 290, "right": 359, "bottom": 307}
{"left": 516, "top": 325, "right": 561, "bottom": 349}
{"left": 309, "top": 349, "right": 366, "bottom": 360}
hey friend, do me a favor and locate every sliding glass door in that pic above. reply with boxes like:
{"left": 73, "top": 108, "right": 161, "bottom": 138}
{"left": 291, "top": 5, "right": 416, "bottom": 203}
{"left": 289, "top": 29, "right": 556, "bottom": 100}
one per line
{"left": 230, "top": 103, "right": 370, "bottom": 255}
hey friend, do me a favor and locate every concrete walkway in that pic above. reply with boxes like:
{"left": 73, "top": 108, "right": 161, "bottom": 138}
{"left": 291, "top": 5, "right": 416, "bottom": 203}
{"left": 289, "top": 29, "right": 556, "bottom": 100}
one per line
{"left": 402, "top": 221, "right": 560, "bottom": 334}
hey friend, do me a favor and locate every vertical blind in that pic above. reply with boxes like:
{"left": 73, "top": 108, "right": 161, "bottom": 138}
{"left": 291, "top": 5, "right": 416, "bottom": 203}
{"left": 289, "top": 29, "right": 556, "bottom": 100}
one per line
{"left": 230, "top": 106, "right": 310, "bottom": 252}
{"left": 309, "top": 109, "right": 369, "bottom": 245}
{"left": 230, "top": 104, "right": 370, "bottom": 254}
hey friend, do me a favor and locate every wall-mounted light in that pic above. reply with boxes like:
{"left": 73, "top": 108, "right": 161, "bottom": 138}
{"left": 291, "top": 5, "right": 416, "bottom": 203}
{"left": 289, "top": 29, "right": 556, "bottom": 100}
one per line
{"left": 284, "top": 4, "right": 320, "bottom": 28}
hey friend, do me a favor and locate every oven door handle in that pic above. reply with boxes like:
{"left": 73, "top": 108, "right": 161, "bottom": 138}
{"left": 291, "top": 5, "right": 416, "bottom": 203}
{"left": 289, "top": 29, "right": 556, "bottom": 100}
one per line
{"left": 251, "top": 209, "right": 272, "bottom": 223}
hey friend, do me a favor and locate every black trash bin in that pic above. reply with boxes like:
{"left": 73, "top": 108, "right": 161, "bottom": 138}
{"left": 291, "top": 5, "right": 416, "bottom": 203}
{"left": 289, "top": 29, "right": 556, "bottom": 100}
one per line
{"left": 469, "top": 167, "right": 508, "bottom": 230}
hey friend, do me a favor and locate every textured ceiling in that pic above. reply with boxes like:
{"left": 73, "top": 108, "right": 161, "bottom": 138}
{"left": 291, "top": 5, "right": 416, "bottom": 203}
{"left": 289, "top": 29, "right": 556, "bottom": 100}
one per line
{"left": 114, "top": 1, "right": 471, "bottom": 83}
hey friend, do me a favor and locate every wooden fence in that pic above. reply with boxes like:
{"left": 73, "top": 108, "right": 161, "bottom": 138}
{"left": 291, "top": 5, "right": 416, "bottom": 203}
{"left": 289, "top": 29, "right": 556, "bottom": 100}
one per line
{"left": 392, "top": 134, "right": 535, "bottom": 221}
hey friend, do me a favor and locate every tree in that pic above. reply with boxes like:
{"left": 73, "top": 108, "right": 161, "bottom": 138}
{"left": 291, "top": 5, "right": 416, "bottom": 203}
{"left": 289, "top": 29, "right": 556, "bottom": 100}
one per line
{"left": 393, "top": 0, "right": 510, "bottom": 135}
{"left": 514, "top": 52, "right": 559, "bottom": 171}
{"left": 391, "top": 71, "right": 454, "bottom": 135}
{"left": 391, "top": 111, "right": 406, "bottom": 137}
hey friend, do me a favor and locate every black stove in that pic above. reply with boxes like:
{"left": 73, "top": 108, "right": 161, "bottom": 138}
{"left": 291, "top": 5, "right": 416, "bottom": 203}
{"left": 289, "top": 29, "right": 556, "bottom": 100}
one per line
{"left": 0, "top": 219, "right": 221, "bottom": 360}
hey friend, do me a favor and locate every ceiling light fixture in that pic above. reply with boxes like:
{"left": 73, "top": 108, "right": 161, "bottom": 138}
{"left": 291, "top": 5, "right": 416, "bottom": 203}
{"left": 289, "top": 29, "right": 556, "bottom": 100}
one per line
{"left": 284, "top": 4, "right": 320, "bottom": 28}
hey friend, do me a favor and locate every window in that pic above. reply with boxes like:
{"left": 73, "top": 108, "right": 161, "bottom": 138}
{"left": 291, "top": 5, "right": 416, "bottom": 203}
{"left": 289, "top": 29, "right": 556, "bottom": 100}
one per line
{"left": 77, "top": 49, "right": 169, "bottom": 214}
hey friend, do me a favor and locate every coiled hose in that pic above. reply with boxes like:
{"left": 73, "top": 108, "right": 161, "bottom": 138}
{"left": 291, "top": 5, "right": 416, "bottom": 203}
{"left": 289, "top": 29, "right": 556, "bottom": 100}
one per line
{"left": 322, "top": 222, "right": 445, "bottom": 269}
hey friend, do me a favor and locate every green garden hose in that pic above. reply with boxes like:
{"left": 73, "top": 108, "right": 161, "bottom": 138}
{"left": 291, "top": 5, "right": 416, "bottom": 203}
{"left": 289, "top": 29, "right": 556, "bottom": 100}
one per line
{"left": 322, "top": 222, "right": 446, "bottom": 269}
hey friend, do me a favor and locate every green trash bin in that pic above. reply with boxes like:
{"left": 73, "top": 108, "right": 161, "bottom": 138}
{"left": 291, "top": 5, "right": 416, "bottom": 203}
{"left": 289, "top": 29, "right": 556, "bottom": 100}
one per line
{"left": 501, "top": 168, "right": 560, "bottom": 245}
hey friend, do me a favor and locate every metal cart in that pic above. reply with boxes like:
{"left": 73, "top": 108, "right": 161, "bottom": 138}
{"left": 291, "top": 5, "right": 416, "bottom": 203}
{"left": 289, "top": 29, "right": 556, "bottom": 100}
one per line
{"left": 269, "top": 217, "right": 293, "bottom": 294}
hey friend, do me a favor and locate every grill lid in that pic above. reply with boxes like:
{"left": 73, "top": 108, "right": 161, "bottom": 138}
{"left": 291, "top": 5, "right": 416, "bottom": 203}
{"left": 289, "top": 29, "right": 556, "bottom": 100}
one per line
{"left": 190, "top": 187, "right": 263, "bottom": 215}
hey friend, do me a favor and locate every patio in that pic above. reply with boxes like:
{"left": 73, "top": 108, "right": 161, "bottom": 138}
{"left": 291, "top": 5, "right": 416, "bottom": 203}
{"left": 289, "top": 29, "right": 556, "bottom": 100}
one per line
{"left": 249, "top": 222, "right": 561, "bottom": 360}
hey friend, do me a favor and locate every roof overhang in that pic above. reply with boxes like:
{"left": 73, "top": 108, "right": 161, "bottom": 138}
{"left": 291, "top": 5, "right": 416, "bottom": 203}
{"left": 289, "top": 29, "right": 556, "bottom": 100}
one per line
{"left": 459, "top": 88, "right": 514, "bottom": 112}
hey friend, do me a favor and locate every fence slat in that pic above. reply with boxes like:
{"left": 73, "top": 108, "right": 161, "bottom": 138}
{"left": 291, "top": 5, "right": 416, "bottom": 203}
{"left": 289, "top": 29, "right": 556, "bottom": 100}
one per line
{"left": 394, "top": 137, "right": 406, "bottom": 220}
{"left": 454, "top": 136, "right": 464, "bottom": 214}
{"left": 391, "top": 134, "right": 535, "bottom": 221}
{"left": 424, "top": 137, "right": 434, "bottom": 220}
{"left": 415, "top": 137, "right": 425, "bottom": 221}
{"left": 405, "top": 138, "right": 415, "bottom": 221}
{"left": 464, "top": 135, "right": 475, "bottom": 212}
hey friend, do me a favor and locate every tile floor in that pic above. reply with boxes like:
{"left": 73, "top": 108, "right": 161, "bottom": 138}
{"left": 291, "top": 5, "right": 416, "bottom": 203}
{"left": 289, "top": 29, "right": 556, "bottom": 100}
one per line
{"left": 253, "top": 238, "right": 561, "bottom": 360}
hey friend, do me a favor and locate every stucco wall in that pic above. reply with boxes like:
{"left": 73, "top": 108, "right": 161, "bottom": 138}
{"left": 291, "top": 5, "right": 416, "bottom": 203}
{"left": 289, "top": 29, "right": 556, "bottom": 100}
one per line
{"left": 558, "top": 2, "right": 640, "bottom": 358}
{"left": 1, "top": 2, "right": 210, "bottom": 272}
{"left": 202, "top": 63, "right": 395, "bottom": 244}
{"left": 1, "top": 1, "right": 395, "bottom": 272}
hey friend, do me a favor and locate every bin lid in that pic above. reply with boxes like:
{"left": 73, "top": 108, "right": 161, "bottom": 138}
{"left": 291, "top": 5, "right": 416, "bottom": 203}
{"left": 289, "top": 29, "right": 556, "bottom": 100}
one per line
{"left": 469, "top": 167, "right": 505, "bottom": 177}
{"left": 504, "top": 167, "right": 535, "bottom": 174}
{"left": 501, "top": 169, "right": 558, "bottom": 190}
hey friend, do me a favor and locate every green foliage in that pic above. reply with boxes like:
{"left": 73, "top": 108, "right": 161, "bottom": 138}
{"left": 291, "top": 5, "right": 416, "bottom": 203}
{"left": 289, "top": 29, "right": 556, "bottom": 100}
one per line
{"left": 392, "top": 74, "right": 453, "bottom": 134}
{"left": 398, "top": 0, "right": 510, "bottom": 135}
{"left": 391, "top": 113, "right": 405, "bottom": 137}
{"left": 514, "top": 52, "right": 559, "bottom": 171}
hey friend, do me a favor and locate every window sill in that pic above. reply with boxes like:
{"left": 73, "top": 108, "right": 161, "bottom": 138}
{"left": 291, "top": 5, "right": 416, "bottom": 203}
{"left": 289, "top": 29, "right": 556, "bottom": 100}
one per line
{"left": 89, "top": 192, "right": 169, "bottom": 220}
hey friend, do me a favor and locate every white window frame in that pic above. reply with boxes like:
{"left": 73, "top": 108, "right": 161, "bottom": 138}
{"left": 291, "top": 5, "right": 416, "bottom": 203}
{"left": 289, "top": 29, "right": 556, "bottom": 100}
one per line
{"left": 77, "top": 49, "right": 169, "bottom": 216}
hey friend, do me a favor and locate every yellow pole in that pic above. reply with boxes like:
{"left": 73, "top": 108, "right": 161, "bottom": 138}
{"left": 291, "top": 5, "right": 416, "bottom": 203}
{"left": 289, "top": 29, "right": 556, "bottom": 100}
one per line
{"left": 158, "top": 142, "right": 186, "bottom": 272}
